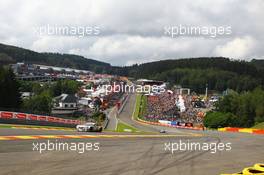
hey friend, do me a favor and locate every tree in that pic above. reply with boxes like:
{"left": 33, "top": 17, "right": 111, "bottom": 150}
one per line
{"left": 0, "top": 67, "right": 21, "bottom": 108}
{"left": 51, "top": 80, "right": 81, "bottom": 96}
{"left": 22, "top": 90, "right": 52, "bottom": 114}
{"left": 212, "top": 87, "right": 264, "bottom": 127}
{"left": 51, "top": 80, "right": 62, "bottom": 97}
{"left": 62, "top": 80, "right": 80, "bottom": 94}
{"left": 203, "top": 112, "right": 238, "bottom": 128}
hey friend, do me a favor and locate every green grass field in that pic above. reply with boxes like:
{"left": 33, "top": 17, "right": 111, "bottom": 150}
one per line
{"left": 133, "top": 93, "right": 147, "bottom": 120}
{"left": 133, "top": 94, "right": 142, "bottom": 120}
{"left": 116, "top": 121, "right": 140, "bottom": 132}
{"left": 252, "top": 122, "right": 264, "bottom": 129}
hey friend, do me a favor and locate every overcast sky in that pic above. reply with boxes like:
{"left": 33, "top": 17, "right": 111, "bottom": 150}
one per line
{"left": 0, "top": 0, "right": 263, "bottom": 66}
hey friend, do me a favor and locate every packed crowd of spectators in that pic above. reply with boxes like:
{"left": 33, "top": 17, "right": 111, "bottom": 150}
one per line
{"left": 144, "top": 91, "right": 206, "bottom": 125}
{"left": 145, "top": 92, "right": 179, "bottom": 121}
{"left": 179, "top": 95, "right": 204, "bottom": 124}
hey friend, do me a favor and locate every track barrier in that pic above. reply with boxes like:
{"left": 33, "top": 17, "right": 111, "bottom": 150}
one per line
{"left": 218, "top": 127, "right": 264, "bottom": 135}
{"left": 0, "top": 111, "right": 82, "bottom": 128}
{"left": 136, "top": 117, "right": 203, "bottom": 131}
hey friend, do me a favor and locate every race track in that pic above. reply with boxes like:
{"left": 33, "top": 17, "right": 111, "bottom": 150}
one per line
{"left": 0, "top": 94, "right": 263, "bottom": 175}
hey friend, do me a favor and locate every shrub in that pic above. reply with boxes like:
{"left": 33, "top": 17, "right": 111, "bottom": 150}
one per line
{"left": 204, "top": 112, "right": 238, "bottom": 128}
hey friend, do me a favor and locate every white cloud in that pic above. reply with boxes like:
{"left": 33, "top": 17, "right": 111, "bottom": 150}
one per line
{"left": 0, "top": 0, "right": 263, "bottom": 65}
{"left": 214, "top": 36, "right": 256, "bottom": 59}
{"left": 68, "top": 35, "right": 195, "bottom": 65}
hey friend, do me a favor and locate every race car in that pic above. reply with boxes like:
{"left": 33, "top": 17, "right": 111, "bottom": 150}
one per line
{"left": 76, "top": 122, "right": 103, "bottom": 132}
{"left": 159, "top": 129, "right": 167, "bottom": 133}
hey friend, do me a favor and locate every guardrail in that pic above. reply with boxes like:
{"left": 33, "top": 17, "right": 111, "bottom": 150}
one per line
{"left": 0, "top": 111, "right": 82, "bottom": 128}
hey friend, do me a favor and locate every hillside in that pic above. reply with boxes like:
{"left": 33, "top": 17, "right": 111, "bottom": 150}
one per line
{"left": 107, "top": 57, "right": 264, "bottom": 93}
{"left": 251, "top": 59, "right": 264, "bottom": 70}
{"left": 1, "top": 42, "right": 264, "bottom": 93}
{"left": 0, "top": 43, "right": 111, "bottom": 73}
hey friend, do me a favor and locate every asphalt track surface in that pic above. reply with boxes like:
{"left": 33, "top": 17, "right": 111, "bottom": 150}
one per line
{"left": 0, "top": 94, "right": 263, "bottom": 175}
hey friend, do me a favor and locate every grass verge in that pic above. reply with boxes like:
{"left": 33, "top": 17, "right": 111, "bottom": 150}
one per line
{"left": 116, "top": 121, "right": 140, "bottom": 133}
{"left": 252, "top": 122, "right": 264, "bottom": 129}
{"left": 0, "top": 124, "right": 73, "bottom": 130}
{"left": 133, "top": 93, "right": 142, "bottom": 120}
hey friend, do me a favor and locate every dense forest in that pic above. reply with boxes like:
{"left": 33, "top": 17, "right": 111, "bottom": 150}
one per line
{"left": 107, "top": 57, "right": 264, "bottom": 93}
{"left": 0, "top": 43, "right": 111, "bottom": 73}
{"left": 204, "top": 88, "right": 264, "bottom": 128}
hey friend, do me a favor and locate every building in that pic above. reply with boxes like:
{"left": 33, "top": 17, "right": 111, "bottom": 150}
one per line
{"left": 52, "top": 94, "right": 78, "bottom": 116}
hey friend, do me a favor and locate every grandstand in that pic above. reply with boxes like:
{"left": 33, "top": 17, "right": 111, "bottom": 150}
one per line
{"left": 143, "top": 90, "right": 206, "bottom": 126}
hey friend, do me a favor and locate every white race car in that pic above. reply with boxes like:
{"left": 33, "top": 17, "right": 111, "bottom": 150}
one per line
{"left": 76, "top": 122, "right": 103, "bottom": 132}
{"left": 159, "top": 129, "right": 167, "bottom": 133}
